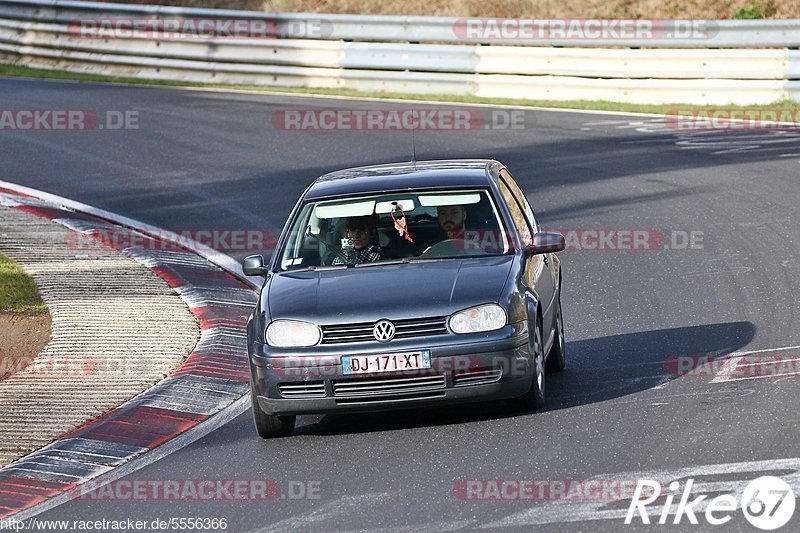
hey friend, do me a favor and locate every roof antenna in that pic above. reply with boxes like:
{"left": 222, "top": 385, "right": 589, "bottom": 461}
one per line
{"left": 411, "top": 109, "right": 417, "bottom": 169}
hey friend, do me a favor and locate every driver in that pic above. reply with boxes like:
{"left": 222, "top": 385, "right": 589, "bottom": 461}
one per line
{"left": 420, "top": 205, "right": 469, "bottom": 255}
{"left": 333, "top": 214, "right": 383, "bottom": 265}
{"left": 437, "top": 205, "right": 466, "bottom": 240}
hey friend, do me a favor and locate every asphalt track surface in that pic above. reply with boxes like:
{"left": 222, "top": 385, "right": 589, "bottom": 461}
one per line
{"left": 2, "top": 77, "right": 800, "bottom": 532}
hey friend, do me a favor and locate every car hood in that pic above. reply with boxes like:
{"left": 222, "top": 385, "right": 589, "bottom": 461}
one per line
{"left": 267, "top": 256, "right": 514, "bottom": 323}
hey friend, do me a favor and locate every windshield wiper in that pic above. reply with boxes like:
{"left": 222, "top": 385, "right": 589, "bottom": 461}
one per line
{"left": 406, "top": 253, "right": 506, "bottom": 263}
{"left": 307, "top": 264, "right": 349, "bottom": 271}
{"left": 354, "top": 258, "right": 410, "bottom": 268}
{"left": 280, "top": 264, "right": 349, "bottom": 273}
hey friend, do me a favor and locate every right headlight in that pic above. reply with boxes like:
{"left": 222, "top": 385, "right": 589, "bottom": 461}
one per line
{"left": 449, "top": 304, "right": 506, "bottom": 334}
{"left": 265, "top": 320, "right": 321, "bottom": 347}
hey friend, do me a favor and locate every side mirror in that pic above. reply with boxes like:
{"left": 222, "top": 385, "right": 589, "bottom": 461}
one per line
{"left": 525, "top": 232, "right": 565, "bottom": 254}
{"left": 242, "top": 254, "right": 269, "bottom": 277}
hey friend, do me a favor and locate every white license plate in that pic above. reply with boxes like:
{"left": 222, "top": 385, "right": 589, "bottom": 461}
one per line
{"left": 342, "top": 350, "right": 431, "bottom": 375}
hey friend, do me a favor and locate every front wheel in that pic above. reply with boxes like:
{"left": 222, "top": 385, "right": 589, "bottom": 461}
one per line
{"left": 511, "top": 316, "right": 545, "bottom": 411}
{"left": 251, "top": 390, "right": 296, "bottom": 438}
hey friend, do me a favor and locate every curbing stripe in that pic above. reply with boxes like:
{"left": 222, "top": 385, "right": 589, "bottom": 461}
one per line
{"left": 25, "top": 439, "right": 148, "bottom": 466}
{"left": 128, "top": 375, "right": 248, "bottom": 416}
{"left": 2, "top": 457, "right": 115, "bottom": 481}
{"left": 71, "top": 407, "right": 209, "bottom": 450}
{"left": 0, "top": 186, "right": 34, "bottom": 198}
{"left": 0, "top": 188, "right": 258, "bottom": 519}
{"left": 0, "top": 468, "right": 83, "bottom": 484}
{"left": 0, "top": 178, "right": 262, "bottom": 288}
{"left": 0, "top": 475, "right": 73, "bottom": 509}
{"left": 12, "top": 204, "right": 61, "bottom": 220}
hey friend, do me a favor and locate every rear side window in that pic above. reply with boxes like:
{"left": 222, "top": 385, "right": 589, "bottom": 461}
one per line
{"left": 498, "top": 180, "right": 533, "bottom": 247}
{"left": 500, "top": 169, "right": 539, "bottom": 232}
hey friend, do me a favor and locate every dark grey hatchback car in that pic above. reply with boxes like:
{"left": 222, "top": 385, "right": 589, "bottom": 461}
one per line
{"left": 243, "top": 160, "right": 566, "bottom": 437}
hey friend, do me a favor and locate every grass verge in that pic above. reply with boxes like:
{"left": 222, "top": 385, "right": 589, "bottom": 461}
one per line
{"left": 0, "top": 251, "right": 47, "bottom": 314}
{"left": 1, "top": 64, "right": 797, "bottom": 115}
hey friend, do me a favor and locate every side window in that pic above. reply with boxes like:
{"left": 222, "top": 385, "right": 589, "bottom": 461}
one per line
{"left": 280, "top": 204, "right": 316, "bottom": 269}
{"left": 499, "top": 180, "right": 533, "bottom": 247}
{"left": 500, "top": 169, "right": 539, "bottom": 232}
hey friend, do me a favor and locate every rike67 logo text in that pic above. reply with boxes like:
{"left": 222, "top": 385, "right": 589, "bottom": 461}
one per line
{"left": 625, "top": 476, "right": 795, "bottom": 530}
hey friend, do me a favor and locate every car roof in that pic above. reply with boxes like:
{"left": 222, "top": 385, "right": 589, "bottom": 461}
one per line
{"left": 304, "top": 159, "right": 503, "bottom": 200}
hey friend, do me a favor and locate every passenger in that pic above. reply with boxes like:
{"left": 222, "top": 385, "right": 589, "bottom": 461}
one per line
{"left": 333, "top": 214, "right": 383, "bottom": 265}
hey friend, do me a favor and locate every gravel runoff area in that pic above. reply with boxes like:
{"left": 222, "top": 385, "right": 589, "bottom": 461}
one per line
{"left": 0, "top": 202, "right": 199, "bottom": 468}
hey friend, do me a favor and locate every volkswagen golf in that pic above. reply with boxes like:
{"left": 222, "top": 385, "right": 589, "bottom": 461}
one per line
{"left": 243, "top": 160, "right": 566, "bottom": 438}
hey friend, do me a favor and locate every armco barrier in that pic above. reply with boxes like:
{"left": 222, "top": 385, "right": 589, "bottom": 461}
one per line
{"left": 0, "top": 0, "right": 797, "bottom": 105}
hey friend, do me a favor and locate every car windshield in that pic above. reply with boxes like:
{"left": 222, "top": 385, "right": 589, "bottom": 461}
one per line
{"left": 278, "top": 189, "right": 512, "bottom": 271}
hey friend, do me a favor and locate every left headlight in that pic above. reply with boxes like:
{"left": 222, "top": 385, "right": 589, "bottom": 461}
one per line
{"left": 449, "top": 304, "right": 507, "bottom": 334}
{"left": 265, "top": 320, "right": 321, "bottom": 347}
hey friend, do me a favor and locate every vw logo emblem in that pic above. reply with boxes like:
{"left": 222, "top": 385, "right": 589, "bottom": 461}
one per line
{"left": 373, "top": 320, "right": 395, "bottom": 342}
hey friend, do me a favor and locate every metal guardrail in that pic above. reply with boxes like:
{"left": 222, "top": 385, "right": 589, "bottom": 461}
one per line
{"left": 0, "top": 18, "right": 793, "bottom": 79}
{"left": 0, "top": 0, "right": 797, "bottom": 105}
{"left": 1, "top": 0, "right": 799, "bottom": 48}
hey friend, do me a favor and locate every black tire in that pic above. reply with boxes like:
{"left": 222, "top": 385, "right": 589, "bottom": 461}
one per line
{"left": 545, "top": 297, "right": 566, "bottom": 373}
{"left": 251, "top": 390, "right": 296, "bottom": 438}
{"left": 512, "top": 315, "right": 546, "bottom": 411}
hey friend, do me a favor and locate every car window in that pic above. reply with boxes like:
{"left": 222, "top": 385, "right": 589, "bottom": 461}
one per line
{"left": 498, "top": 180, "right": 533, "bottom": 247}
{"left": 500, "top": 169, "right": 539, "bottom": 232}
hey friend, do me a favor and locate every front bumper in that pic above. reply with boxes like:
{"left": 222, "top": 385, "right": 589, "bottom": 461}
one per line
{"left": 249, "top": 327, "right": 533, "bottom": 415}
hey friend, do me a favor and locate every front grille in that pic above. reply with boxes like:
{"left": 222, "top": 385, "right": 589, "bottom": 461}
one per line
{"left": 278, "top": 381, "right": 325, "bottom": 399}
{"left": 321, "top": 316, "right": 448, "bottom": 344}
{"left": 333, "top": 374, "right": 446, "bottom": 398}
{"left": 453, "top": 369, "right": 503, "bottom": 387}
{"left": 335, "top": 390, "right": 446, "bottom": 405}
